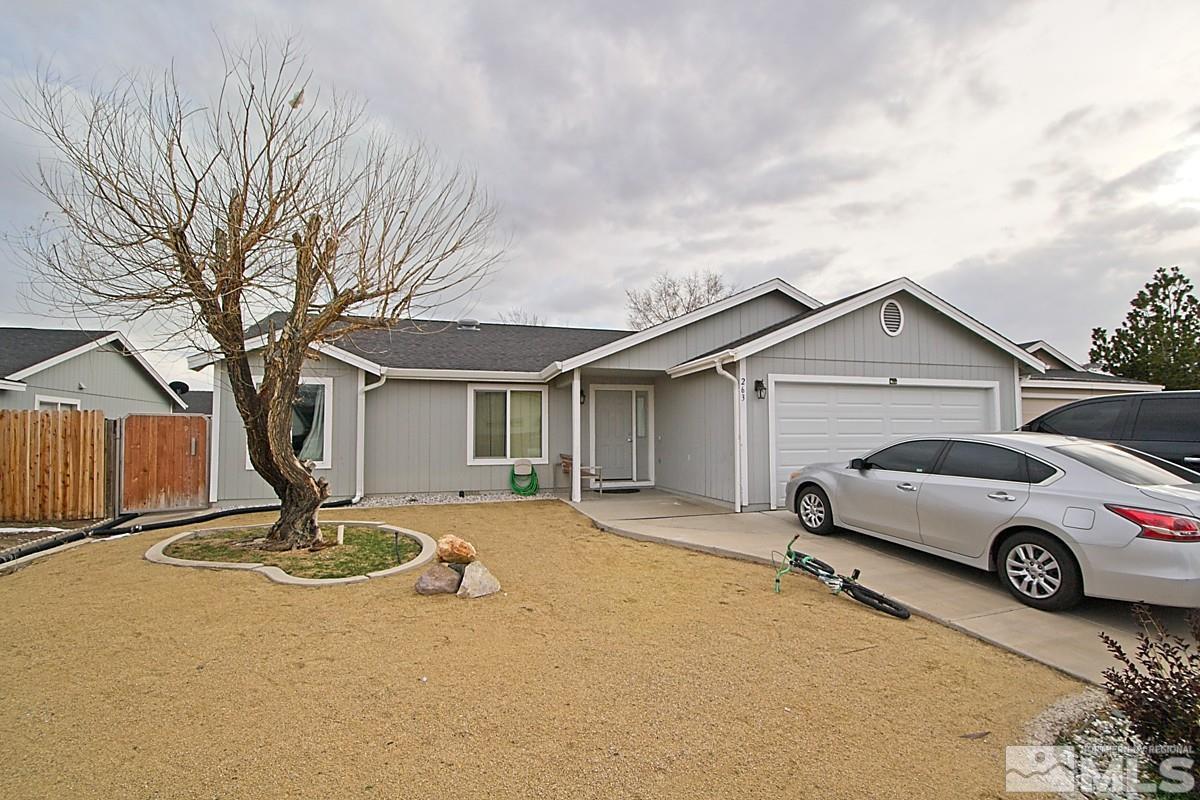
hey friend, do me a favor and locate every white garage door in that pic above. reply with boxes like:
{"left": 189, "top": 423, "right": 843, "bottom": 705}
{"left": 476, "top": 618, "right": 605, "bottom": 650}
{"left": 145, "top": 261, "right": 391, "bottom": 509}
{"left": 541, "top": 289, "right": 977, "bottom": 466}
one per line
{"left": 769, "top": 377, "right": 998, "bottom": 507}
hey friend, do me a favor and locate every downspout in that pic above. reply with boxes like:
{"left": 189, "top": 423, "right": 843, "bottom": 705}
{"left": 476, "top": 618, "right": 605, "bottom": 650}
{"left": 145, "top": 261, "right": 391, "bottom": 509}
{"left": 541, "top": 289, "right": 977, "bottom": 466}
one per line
{"left": 355, "top": 372, "right": 388, "bottom": 502}
{"left": 713, "top": 358, "right": 742, "bottom": 513}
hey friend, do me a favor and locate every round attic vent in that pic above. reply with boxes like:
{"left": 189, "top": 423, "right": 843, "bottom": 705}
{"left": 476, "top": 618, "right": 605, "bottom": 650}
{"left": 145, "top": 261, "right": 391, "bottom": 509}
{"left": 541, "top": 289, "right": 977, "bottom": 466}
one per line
{"left": 880, "top": 299, "right": 904, "bottom": 336}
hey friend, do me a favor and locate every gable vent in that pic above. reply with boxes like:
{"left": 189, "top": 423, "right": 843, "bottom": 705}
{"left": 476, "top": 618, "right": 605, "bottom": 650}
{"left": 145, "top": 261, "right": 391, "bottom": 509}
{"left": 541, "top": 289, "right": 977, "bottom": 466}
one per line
{"left": 880, "top": 299, "right": 904, "bottom": 336}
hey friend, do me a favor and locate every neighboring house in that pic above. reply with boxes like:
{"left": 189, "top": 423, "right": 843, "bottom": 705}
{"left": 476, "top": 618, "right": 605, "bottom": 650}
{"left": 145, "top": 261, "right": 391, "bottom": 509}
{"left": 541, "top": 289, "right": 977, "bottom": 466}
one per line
{"left": 0, "top": 327, "right": 185, "bottom": 416}
{"left": 1017, "top": 340, "right": 1161, "bottom": 424}
{"left": 192, "top": 276, "right": 1048, "bottom": 512}
{"left": 169, "top": 384, "right": 213, "bottom": 415}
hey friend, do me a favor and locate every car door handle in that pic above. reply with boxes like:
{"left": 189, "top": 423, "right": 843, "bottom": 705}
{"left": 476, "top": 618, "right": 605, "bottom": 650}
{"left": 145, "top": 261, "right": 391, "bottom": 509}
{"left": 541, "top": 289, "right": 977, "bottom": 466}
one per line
{"left": 1184, "top": 457, "right": 1200, "bottom": 464}
{"left": 896, "top": 483, "right": 917, "bottom": 492}
{"left": 987, "top": 491, "right": 1017, "bottom": 501}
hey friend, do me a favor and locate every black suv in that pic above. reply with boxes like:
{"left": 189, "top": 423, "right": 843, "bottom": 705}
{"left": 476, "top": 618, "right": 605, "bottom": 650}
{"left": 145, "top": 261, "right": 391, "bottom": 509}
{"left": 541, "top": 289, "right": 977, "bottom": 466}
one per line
{"left": 1022, "top": 391, "right": 1200, "bottom": 469}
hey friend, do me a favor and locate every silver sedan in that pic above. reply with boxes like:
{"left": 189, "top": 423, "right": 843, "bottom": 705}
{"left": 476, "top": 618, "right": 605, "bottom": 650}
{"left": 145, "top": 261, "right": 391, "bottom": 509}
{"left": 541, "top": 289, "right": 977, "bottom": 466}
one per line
{"left": 783, "top": 432, "right": 1200, "bottom": 611}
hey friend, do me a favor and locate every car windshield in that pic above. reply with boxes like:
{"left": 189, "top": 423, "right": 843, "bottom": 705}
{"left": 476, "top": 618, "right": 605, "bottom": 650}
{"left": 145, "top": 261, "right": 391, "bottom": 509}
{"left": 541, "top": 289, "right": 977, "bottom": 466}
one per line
{"left": 1052, "top": 442, "right": 1195, "bottom": 486}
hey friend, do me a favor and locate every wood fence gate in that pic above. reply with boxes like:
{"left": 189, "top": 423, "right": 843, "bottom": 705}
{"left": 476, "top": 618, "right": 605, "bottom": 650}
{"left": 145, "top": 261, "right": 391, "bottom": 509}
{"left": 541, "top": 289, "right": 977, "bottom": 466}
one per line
{"left": 119, "top": 414, "right": 209, "bottom": 514}
{"left": 0, "top": 409, "right": 107, "bottom": 521}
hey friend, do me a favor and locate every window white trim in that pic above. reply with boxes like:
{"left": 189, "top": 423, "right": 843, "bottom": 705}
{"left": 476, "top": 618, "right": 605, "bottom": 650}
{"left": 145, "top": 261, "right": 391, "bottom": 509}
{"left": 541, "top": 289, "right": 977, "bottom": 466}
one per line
{"left": 34, "top": 394, "right": 82, "bottom": 410}
{"left": 244, "top": 375, "right": 334, "bottom": 470}
{"left": 879, "top": 299, "right": 904, "bottom": 336}
{"left": 466, "top": 383, "right": 550, "bottom": 466}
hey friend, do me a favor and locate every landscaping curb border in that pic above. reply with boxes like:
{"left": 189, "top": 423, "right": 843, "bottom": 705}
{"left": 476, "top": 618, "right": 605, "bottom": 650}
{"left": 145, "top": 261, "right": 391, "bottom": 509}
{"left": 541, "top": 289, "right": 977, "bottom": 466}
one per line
{"left": 574, "top": 505, "right": 1096, "bottom": 686}
{"left": 145, "top": 522, "right": 436, "bottom": 586}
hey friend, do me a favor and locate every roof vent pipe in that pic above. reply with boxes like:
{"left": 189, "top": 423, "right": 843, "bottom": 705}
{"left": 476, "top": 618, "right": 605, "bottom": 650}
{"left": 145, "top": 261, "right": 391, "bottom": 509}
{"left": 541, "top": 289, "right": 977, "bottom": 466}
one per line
{"left": 457, "top": 319, "right": 481, "bottom": 331}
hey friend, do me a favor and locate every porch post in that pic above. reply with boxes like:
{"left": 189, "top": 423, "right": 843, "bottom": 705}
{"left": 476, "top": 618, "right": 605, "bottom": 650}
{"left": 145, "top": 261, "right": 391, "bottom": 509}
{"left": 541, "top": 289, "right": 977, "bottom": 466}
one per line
{"left": 571, "top": 368, "right": 582, "bottom": 503}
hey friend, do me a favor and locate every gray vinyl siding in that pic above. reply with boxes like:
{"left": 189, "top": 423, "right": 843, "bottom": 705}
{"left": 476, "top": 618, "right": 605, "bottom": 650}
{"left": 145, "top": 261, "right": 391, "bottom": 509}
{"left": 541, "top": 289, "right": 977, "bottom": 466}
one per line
{"left": 742, "top": 292, "right": 1020, "bottom": 507}
{"left": 589, "top": 291, "right": 804, "bottom": 371}
{"left": 0, "top": 344, "right": 175, "bottom": 416}
{"left": 213, "top": 355, "right": 361, "bottom": 503}
{"left": 653, "top": 371, "right": 735, "bottom": 503}
{"left": 363, "top": 380, "right": 574, "bottom": 495}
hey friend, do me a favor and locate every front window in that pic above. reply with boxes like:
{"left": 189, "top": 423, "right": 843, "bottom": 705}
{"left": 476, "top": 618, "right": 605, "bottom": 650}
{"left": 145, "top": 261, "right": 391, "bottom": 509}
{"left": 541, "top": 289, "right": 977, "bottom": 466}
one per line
{"left": 35, "top": 395, "right": 82, "bottom": 411}
{"left": 245, "top": 377, "right": 332, "bottom": 470}
{"left": 469, "top": 385, "right": 547, "bottom": 464}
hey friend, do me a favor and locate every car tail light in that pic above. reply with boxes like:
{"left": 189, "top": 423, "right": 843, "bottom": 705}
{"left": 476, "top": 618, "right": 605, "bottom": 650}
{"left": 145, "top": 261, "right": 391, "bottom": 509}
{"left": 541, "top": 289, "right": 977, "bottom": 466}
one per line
{"left": 1106, "top": 505, "right": 1200, "bottom": 542}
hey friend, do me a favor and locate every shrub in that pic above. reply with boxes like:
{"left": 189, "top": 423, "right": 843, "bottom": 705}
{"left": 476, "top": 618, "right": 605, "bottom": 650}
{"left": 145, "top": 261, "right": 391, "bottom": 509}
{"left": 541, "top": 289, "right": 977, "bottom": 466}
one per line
{"left": 1099, "top": 604, "right": 1200, "bottom": 750}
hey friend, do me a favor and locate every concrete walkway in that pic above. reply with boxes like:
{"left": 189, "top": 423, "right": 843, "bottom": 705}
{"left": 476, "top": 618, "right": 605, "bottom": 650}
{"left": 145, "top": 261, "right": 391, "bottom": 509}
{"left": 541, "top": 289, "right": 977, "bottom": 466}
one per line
{"left": 570, "top": 489, "right": 1192, "bottom": 684}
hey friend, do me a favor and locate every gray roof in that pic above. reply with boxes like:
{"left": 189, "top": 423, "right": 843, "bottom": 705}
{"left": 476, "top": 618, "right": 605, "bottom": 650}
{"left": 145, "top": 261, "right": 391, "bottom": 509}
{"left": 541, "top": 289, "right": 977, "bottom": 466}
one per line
{"left": 0, "top": 327, "right": 113, "bottom": 379}
{"left": 1026, "top": 368, "right": 1154, "bottom": 385}
{"left": 176, "top": 390, "right": 213, "bottom": 414}
{"left": 247, "top": 312, "right": 632, "bottom": 372}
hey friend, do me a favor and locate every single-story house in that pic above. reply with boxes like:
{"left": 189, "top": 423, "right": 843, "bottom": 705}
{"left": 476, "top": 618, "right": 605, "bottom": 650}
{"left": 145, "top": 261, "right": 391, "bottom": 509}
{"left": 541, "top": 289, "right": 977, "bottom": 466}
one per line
{"left": 0, "top": 327, "right": 185, "bottom": 416}
{"left": 1017, "top": 340, "right": 1161, "bottom": 424}
{"left": 192, "top": 276, "right": 1049, "bottom": 512}
{"left": 169, "top": 384, "right": 214, "bottom": 415}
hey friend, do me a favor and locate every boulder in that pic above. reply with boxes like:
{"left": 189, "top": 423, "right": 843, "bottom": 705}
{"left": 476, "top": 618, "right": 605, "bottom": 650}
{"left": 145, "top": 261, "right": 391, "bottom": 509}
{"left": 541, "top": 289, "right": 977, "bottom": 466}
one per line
{"left": 414, "top": 563, "right": 462, "bottom": 595}
{"left": 456, "top": 561, "right": 500, "bottom": 599}
{"left": 436, "top": 534, "right": 477, "bottom": 564}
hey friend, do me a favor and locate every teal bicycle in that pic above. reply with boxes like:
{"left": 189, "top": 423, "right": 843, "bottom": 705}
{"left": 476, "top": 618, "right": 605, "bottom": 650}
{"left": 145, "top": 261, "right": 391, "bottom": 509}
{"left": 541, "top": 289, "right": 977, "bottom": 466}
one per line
{"left": 773, "top": 535, "right": 911, "bottom": 619}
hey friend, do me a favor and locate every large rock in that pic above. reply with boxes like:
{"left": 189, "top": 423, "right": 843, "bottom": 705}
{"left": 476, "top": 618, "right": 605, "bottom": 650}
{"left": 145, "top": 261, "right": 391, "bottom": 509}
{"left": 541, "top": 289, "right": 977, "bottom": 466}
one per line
{"left": 456, "top": 561, "right": 501, "bottom": 599}
{"left": 436, "top": 534, "right": 477, "bottom": 564}
{"left": 414, "top": 563, "right": 463, "bottom": 595}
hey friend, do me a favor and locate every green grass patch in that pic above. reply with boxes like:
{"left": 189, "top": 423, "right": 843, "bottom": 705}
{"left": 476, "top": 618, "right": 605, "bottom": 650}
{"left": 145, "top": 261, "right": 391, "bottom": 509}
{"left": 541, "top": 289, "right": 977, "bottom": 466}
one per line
{"left": 164, "top": 524, "right": 422, "bottom": 579}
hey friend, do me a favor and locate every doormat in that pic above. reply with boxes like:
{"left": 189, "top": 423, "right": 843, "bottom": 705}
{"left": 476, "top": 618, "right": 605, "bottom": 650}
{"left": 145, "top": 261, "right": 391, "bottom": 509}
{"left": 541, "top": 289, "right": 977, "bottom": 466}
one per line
{"left": 595, "top": 487, "right": 640, "bottom": 494}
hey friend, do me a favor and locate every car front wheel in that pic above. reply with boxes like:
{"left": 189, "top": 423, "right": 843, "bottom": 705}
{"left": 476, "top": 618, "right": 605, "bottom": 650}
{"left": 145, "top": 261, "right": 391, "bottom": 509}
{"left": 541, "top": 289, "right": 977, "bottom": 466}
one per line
{"left": 997, "top": 531, "right": 1083, "bottom": 611}
{"left": 795, "top": 485, "right": 836, "bottom": 535}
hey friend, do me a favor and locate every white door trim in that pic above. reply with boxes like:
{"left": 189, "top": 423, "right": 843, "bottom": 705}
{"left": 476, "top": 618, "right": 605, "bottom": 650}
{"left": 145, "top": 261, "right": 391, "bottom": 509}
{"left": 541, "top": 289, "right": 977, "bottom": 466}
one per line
{"left": 766, "top": 373, "right": 1002, "bottom": 510}
{"left": 588, "top": 384, "right": 656, "bottom": 487}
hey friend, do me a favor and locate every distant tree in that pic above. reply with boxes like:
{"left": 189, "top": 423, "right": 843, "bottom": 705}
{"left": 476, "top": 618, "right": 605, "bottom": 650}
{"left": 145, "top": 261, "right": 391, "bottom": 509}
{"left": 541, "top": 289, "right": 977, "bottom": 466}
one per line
{"left": 625, "top": 269, "right": 735, "bottom": 330}
{"left": 1090, "top": 266, "right": 1200, "bottom": 390}
{"left": 497, "top": 308, "right": 546, "bottom": 326}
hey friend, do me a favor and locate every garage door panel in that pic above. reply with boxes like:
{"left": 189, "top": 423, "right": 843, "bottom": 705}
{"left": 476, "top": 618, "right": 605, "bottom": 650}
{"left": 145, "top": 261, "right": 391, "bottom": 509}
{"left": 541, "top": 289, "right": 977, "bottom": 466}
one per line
{"left": 771, "top": 379, "right": 997, "bottom": 506}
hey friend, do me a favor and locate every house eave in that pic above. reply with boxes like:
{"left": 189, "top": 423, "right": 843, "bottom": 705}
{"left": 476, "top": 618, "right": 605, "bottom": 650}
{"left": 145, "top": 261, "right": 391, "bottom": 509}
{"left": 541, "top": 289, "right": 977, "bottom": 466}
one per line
{"left": 557, "top": 278, "right": 820, "bottom": 373}
{"left": 0, "top": 378, "right": 26, "bottom": 391}
{"left": 9, "top": 331, "right": 186, "bottom": 409}
{"left": 684, "top": 278, "right": 1046, "bottom": 373}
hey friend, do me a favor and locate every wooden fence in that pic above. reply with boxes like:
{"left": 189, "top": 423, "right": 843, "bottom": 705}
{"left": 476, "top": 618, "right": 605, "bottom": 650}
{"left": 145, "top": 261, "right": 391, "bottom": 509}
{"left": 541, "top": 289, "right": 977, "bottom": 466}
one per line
{"left": 0, "top": 409, "right": 107, "bottom": 521}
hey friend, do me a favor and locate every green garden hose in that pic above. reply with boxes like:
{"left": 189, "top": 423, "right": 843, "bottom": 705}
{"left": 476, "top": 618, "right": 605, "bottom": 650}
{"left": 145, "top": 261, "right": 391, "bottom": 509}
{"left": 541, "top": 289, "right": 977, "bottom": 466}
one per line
{"left": 509, "top": 466, "right": 539, "bottom": 496}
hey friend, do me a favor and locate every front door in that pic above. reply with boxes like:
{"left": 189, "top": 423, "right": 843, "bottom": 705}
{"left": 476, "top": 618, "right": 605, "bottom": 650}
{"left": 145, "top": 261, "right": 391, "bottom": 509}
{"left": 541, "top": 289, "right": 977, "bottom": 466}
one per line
{"left": 594, "top": 389, "right": 634, "bottom": 480}
{"left": 590, "top": 385, "right": 655, "bottom": 484}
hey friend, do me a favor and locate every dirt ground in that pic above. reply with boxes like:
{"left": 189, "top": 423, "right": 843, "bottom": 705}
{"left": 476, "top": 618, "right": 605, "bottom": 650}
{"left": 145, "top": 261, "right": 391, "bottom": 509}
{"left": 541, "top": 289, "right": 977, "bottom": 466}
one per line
{"left": 0, "top": 500, "right": 1078, "bottom": 799}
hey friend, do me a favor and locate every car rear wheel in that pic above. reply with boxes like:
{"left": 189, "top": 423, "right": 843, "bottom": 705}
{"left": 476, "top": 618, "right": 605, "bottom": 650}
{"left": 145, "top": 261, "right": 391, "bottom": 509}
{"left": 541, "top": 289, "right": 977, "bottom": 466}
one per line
{"left": 997, "top": 531, "right": 1083, "bottom": 611}
{"left": 795, "top": 486, "right": 836, "bottom": 535}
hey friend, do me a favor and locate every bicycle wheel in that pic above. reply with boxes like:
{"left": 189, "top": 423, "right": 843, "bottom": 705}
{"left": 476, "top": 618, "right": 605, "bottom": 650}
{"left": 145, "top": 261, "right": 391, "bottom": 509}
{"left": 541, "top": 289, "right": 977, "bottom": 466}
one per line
{"left": 843, "top": 584, "right": 911, "bottom": 619}
{"left": 793, "top": 554, "right": 835, "bottom": 580}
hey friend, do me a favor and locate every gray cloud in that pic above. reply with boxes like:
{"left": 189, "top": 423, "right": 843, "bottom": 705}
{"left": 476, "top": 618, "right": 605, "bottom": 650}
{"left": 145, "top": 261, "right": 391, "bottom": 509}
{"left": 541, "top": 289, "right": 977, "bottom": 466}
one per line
{"left": 0, "top": 0, "right": 1198, "bottom": 384}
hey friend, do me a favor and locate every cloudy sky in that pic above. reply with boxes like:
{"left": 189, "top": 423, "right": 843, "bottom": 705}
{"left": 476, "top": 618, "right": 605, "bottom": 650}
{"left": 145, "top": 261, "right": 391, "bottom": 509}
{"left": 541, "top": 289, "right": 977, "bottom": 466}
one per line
{"left": 2, "top": 0, "right": 1199, "bottom": 386}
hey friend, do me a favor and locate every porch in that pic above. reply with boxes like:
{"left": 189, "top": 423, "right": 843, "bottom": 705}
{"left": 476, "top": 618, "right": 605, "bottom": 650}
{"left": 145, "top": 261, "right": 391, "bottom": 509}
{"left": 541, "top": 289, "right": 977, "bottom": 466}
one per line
{"left": 558, "top": 366, "right": 740, "bottom": 508}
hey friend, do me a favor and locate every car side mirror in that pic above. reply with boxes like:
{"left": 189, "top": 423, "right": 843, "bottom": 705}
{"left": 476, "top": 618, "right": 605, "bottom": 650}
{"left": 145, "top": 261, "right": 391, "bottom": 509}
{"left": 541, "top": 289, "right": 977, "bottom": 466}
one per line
{"left": 849, "top": 458, "right": 868, "bottom": 471}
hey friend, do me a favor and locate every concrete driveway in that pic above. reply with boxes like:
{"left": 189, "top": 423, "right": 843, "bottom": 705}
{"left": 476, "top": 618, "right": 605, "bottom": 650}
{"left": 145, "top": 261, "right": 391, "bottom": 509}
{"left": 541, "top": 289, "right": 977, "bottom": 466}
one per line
{"left": 571, "top": 489, "right": 1193, "bottom": 683}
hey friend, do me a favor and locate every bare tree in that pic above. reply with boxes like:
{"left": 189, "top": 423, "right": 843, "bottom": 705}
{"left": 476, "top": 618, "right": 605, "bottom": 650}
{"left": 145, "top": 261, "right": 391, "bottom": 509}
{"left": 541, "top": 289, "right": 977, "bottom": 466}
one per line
{"left": 496, "top": 308, "right": 545, "bottom": 326}
{"left": 16, "top": 38, "right": 499, "bottom": 548}
{"left": 625, "top": 270, "right": 736, "bottom": 330}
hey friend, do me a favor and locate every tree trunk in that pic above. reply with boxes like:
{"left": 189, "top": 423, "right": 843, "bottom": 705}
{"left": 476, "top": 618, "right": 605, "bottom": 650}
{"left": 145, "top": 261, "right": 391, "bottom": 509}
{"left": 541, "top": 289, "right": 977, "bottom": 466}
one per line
{"left": 266, "top": 470, "right": 328, "bottom": 550}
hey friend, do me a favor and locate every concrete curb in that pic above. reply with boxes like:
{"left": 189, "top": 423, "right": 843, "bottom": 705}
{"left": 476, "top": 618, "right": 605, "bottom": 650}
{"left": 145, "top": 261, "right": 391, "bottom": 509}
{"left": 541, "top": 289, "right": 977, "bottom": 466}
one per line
{"left": 144, "top": 522, "right": 437, "bottom": 587}
{"left": 0, "top": 537, "right": 93, "bottom": 575}
{"left": 581, "top": 512, "right": 1096, "bottom": 686}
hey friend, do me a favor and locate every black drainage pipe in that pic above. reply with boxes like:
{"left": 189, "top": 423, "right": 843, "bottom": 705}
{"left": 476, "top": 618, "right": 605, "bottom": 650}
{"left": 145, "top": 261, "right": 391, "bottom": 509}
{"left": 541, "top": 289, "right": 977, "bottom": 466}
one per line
{"left": 0, "top": 498, "right": 357, "bottom": 565}
{"left": 95, "top": 497, "right": 358, "bottom": 537}
{"left": 0, "top": 513, "right": 137, "bottom": 565}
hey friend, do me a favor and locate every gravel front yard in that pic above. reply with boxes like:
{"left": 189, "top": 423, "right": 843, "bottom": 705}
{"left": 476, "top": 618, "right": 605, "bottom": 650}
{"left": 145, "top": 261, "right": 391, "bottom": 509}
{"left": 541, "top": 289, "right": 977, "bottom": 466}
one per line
{"left": 0, "top": 500, "right": 1078, "bottom": 799}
